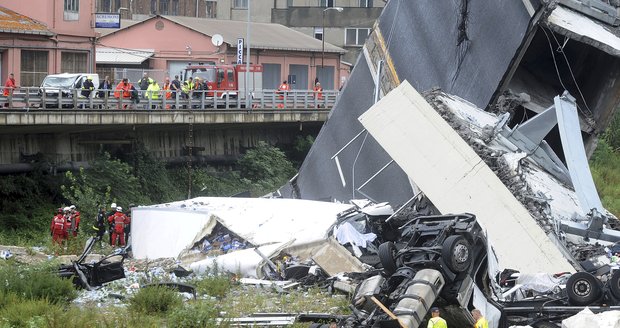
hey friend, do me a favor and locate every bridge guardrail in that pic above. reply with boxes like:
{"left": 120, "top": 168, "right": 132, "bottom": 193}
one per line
{"left": 0, "top": 87, "right": 338, "bottom": 110}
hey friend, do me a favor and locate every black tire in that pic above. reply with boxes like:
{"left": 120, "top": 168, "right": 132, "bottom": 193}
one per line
{"left": 441, "top": 235, "right": 472, "bottom": 273}
{"left": 567, "top": 272, "right": 602, "bottom": 306}
{"left": 378, "top": 241, "right": 397, "bottom": 275}
{"left": 610, "top": 270, "right": 620, "bottom": 299}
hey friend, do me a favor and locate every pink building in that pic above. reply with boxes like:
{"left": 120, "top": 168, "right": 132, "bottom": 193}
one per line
{"left": 96, "top": 15, "right": 348, "bottom": 90}
{"left": 0, "top": 1, "right": 97, "bottom": 87}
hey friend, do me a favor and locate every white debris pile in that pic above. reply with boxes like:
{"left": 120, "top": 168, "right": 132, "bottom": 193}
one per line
{"left": 71, "top": 266, "right": 205, "bottom": 307}
{"left": 561, "top": 308, "right": 620, "bottom": 328}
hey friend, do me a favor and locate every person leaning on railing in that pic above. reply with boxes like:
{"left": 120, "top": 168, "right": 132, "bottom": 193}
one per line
{"left": 3, "top": 73, "right": 16, "bottom": 108}
{"left": 114, "top": 78, "right": 133, "bottom": 109}
{"left": 145, "top": 80, "right": 161, "bottom": 109}
{"left": 313, "top": 81, "right": 323, "bottom": 108}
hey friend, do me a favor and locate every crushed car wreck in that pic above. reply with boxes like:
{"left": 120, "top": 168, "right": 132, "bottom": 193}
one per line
{"left": 58, "top": 237, "right": 127, "bottom": 290}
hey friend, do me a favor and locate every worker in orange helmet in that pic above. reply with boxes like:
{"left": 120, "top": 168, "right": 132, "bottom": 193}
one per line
{"left": 108, "top": 206, "right": 130, "bottom": 247}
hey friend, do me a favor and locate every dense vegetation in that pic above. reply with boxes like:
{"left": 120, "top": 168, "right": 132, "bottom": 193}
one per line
{"left": 0, "top": 140, "right": 302, "bottom": 246}
{"left": 0, "top": 260, "right": 348, "bottom": 328}
{"left": 591, "top": 111, "right": 620, "bottom": 216}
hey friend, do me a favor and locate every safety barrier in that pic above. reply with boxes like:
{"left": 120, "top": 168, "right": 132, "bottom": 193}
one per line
{"left": 0, "top": 87, "right": 338, "bottom": 110}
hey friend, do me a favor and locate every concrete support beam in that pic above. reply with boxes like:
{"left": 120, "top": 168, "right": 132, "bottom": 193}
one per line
{"left": 0, "top": 109, "right": 329, "bottom": 127}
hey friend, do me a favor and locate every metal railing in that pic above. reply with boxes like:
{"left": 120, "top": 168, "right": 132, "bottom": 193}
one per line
{"left": 0, "top": 87, "right": 338, "bottom": 110}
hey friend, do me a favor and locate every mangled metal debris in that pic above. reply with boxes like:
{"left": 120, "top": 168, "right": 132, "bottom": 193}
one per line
{"left": 57, "top": 237, "right": 127, "bottom": 290}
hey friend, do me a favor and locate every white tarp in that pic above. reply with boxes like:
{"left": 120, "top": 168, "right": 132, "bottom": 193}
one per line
{"left": 131, "top": 197, "right": 354, "bottom": 259}
{"left": 358, "top": 81, "right": 573, "bottom": 273}
{"left": 561, "top": 308, "right": 620, "bottom": 328}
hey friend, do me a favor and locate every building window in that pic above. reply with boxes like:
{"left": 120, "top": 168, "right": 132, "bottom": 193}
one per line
{"left": 100, "top": 0, "right": 111, "bottom": 12}
{"left": 172, "top": 0, "right": 179, "bottom": 15}
{"left": 61, "top": 52, "right": 88, "bottom": 74}
{"left": 20, "top": 51, "right": 48, "bottom": 87}
{"left": 64, "top": 0, "right": 79, "bottom": 12}
{"left": 151, "top": 0, "right": 157, "bottom": 14}
{"left": 314, "top": 27, "right": 323, "bottom": 41}
{"left": 206, "top": 1, "right": 217, "bottom": 18}
{"left": 64, "top": 0, "right": 79, "bottom": 20}
{"left": 159, "top": 0, "right": 169, "bottom": 14}
{"left": 359, "top": 0, "right": 373, "bottom": 7}
{"left": 100, "top": 0, "right": 121, "bottom": 13}
{"left": 234, "top": 0, "right": 248, "bottom": 9}
{"left": 320, "top": 0, "right": 335, "bottom": 7}
{"left": 345, "top": 28, "right": 371, "bottom": 46}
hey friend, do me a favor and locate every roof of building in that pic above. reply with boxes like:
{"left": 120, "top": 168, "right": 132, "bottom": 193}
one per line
{"left": 100, "top": 15, "right": 345, "bottom": 54}
{"left": 96, "top": 47, "right": 154, "bottom": 64}
{"left": 0, "top": 6, "right": 53, "bottom": 36}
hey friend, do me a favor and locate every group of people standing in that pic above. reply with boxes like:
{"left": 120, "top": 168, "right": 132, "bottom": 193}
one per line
{"left": 275, "top": 79, "right": 323, "bottom": 109}
{"left": 50, "top": 205, "right": 81, "bottom": 245}
{"left": 51, "top": 202, "right": 131, "bottom": 248}
{"left": 111, "top": 72, "right": 181, "bottom": 109}
{"left": 92, "top": 203, "right": 131, "bottom": 247}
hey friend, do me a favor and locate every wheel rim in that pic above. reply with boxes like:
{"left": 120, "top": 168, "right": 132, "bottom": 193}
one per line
{"left": 453, "top": 243, "right": 469, "bottom": 264}
{"left": 573, "top": 279, "right": 591, "bottom": 297}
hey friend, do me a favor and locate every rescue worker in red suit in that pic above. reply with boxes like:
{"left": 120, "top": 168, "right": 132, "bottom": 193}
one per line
{"left": 62, "top": 207, "right": 72, "bottom": 239}
{"left": 3, "top": 73, "right": 16, "bottom": 108}
{"left": 108, "top": 206, "right": 130, "bottom": 247}
{"left": 50, "top": 208, "right": 66, "bottom": 244}
{"left": 69, "top": 205, "right": 80, "bottom": 237}
{"left": 277, "top": 80, "right": 290, "bottom": 108}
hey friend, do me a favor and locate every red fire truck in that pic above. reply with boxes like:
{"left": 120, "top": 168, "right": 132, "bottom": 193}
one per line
{"left": 183, "top": 64, "right": 263, "bottom": 104}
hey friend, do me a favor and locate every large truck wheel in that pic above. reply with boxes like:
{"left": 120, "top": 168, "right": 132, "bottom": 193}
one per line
{"left": 609, "top": 270, "right": 620, "bottom": 299}
{"left": 441, "top": 235, "right": 472, "bottom": 273}
{"left": 378, "top": 241, "right": 397, "bottom": 276}
{"left": 566, "top": 272, "right": 602, "bottom": 306}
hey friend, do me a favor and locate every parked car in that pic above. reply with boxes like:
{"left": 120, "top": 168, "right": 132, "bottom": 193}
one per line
{"left": 39, "top": 73, "right": 99, "bottom": 108}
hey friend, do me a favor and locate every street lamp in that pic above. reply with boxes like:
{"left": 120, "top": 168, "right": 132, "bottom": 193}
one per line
{"left": 321, "top": 7, "right": 344, "bottom": 69}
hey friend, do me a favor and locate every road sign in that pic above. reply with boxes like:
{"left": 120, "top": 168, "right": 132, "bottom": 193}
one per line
{"left": 237, "top": 38, "right": 244, "bottom": 64}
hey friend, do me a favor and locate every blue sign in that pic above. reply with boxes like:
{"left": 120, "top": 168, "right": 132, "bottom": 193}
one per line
{"left": 95, "top": 13, "right": 120, "bottom": 28}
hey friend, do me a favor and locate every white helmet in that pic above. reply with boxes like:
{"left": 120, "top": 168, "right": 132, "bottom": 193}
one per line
{"left": 69, "top": 205, "right": 76, "bottom": 210}
{"left": 63, "top": 206, "right": 70, "bottom": 212}
{"left": 111, "top": 202, "right": 117, "bottom": 209}
{"left": 116, "top": 206, "right": 123, "bottom": 212}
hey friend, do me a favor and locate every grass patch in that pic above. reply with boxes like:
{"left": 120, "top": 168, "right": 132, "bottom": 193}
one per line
{"left": 221, "top": 286, "right": 350, "bottom": 318}
{"left": 591, "top": 140, "right": 620, "bottom": 217}
{"left": 167, "top": 300, "right": 221, "bottom": 328}
{"left": 128, "top": 286, "right": 183, "bottom": 315}
{"left": 0, "top": 298, "right": 61, "bottom": 328}
{"left": 0, "top": 261, "right": 76, "bottom": 305}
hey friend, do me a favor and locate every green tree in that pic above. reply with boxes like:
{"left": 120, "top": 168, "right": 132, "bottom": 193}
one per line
{"left": 61, "top": 153, "right": 149, "bottom": 225}
{"left": 236, "top": 141, "right": 296, "bottom": 196}
{"left": 131, "top": 143, "right": 183, "bottom": 203}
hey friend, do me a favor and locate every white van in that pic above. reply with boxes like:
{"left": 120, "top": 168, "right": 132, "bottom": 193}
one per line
{"left": 39, "top": 73, "right": 100, "bottom": 99}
